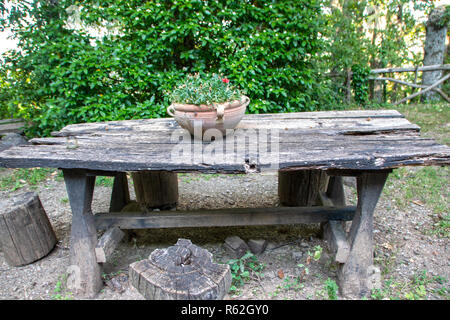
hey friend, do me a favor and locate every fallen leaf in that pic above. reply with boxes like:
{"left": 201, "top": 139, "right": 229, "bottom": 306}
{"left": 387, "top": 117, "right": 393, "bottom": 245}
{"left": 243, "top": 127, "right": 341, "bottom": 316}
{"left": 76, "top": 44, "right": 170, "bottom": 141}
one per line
{"left": 306, "top": 256, "right": 311, "bottom": 265}
{"left": 277, "top": 269, "right": 284, "bottom": 279}
{"left": 411, "top": 200, "right": 424, "bottom": 206}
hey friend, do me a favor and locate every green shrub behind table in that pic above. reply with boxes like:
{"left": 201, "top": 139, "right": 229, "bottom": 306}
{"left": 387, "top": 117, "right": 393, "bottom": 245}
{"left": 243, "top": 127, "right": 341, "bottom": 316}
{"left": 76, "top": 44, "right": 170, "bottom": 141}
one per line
{"left": 0, "top": 0, "right": 324, "bottom": 137}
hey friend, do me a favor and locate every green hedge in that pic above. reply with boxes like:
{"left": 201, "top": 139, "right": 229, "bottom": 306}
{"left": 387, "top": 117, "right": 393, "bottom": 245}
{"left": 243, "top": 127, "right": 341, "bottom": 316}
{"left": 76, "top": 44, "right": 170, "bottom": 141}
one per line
{"left": 0, "top": 0, "right": 324, "bottom": 137}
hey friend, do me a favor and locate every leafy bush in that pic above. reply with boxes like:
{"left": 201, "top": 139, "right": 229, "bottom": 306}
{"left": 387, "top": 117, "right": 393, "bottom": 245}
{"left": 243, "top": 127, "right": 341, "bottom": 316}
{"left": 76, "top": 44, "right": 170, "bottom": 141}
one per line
{"left": 169, "top": 73, "right": 241, "bottom": 105}
{"left": 1, "top": 0, "right": 324, "bottom": 137}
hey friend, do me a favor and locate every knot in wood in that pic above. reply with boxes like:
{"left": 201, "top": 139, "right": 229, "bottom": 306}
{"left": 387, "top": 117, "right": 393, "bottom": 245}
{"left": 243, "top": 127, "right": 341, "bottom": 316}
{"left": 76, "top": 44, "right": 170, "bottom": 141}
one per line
{"left": 175, "top": 247, "right": 191, "bottom": 266}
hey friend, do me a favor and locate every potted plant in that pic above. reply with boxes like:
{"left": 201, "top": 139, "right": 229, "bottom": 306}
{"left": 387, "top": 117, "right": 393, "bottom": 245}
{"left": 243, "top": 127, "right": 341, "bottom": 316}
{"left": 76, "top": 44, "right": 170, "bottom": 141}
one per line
{"left": 167, "top": 73, "right": 250, "bottom": 140}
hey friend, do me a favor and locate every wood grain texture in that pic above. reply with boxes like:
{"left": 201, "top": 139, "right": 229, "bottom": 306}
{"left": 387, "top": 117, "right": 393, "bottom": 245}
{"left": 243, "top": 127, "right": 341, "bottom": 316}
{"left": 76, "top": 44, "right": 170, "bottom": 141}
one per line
{"left": 0, "top": 110, "right": 448, "bottom": 172}
{"left": 94, "top": 205, "right": 356, "bottom": 230}
{"left": 278, "top": 170, "right": 329, "bottom": 206}
{"left": 63, "top": 169, "right": 103, "bottom": 298}
{"left": 338, "top": 171, "right": 389, "bottom": 297}
{"left": 131, "top": 171, "right": 178, "bottom": 210}
{"left": 95, "top": 227, "right": 124, "bottom": 263}
{"left": 129, "top": 239, "right": 231, "bottom": 300}
{"left": 0, "top": 192, "right": 56, "bottom": 266}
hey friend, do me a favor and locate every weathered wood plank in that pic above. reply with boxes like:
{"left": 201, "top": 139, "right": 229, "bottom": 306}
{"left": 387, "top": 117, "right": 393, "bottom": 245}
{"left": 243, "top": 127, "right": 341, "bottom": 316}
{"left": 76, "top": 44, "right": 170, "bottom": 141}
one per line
{"left": 47, "top": 117, "right": 419, "bottom": 140}
{"left": 0, "top": 118, "right": 25, "bottom": 124}
{"left": 2, "top": 134, "right": 449, "bottom": 172}
{"left": 95, "top": 227, "right": 124, "bottom": 263}
{"left": 94, "top": 206, "right": 357, "bottom": 230}
{"left": 0, "top": 121, "right": 25, "bottom": 135}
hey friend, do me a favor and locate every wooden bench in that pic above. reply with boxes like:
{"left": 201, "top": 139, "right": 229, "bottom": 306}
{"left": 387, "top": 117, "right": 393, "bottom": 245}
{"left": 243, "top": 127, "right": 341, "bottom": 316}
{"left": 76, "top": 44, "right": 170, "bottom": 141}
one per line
{"left": 0, "top": 110, "right": 448, "bottom": 298}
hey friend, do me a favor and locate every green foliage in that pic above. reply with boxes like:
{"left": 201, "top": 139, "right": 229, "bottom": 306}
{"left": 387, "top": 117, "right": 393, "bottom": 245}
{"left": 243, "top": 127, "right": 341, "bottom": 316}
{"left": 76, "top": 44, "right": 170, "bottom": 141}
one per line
{"left": 351, "top": 64, "right": 371, "bottom": 105}
{"left": 1, "top": 0, "right": 324, "bottom": 136}
{"left": 0, "top": 1, "right": 441, "bottom": 133}
{"left": 371, "top": 271, "right": 449, "bottom": 300}
{"left": 325, "top": 278, "right": 339, "bottom": 300}
{"left": 51, "top": 273, "right": 73, "bottom": 300}
{"left": 169, "top": 73, "right": 241, "bottom": 105}
{"left": 0, "top": 168, "right": 55, "bottom": 191}
{"left": 227, "top": 251, "right": 265, "bottom": 294}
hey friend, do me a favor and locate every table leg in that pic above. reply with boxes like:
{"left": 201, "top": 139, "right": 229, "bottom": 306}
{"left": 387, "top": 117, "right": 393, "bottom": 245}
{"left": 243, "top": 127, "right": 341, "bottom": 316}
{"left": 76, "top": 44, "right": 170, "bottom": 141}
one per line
{"left": 337, "top": 171, "right": 389, "bottom": 297}
{"left": 326, "top": 176, "right": 346, "bottom": 206}
{"left": 63, "top": 169, "right": 103, "bottom": 298}
{"left": 109, "top": 172, "right": 130, "bottom": 212}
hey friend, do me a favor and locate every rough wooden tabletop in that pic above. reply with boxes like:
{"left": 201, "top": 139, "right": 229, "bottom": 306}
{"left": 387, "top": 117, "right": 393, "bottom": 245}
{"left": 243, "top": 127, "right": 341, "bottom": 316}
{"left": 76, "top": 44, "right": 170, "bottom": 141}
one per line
{"left": 0, "top": 110, "right": 449, "bottom": 172}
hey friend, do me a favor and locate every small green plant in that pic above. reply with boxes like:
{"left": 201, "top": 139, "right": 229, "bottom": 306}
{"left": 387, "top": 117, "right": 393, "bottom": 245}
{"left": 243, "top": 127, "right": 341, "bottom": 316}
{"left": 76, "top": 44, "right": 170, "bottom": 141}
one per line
{"left": 307, "top": 245, "right": 323, "bottom": 261}
{"left": 282, "top": 275, "right": 305, "bottom": 292}
{"left": 325, "top": 278, "right": 339, "bottom": 300}
{"left": 227, "top": 251, "right": 265, "bottom": 294}
{"left": 169, "top": 73, "right": 242, "bottom": 106}
{"left": 51, "top": 274, "right": 73, "bottom": 300}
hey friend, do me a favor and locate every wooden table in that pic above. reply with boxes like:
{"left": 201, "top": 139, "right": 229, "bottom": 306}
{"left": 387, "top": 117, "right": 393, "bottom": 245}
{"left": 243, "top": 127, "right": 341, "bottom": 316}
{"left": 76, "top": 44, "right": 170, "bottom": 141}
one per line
{"left": 1, "top": 110, "right": 449, "bottom": 298}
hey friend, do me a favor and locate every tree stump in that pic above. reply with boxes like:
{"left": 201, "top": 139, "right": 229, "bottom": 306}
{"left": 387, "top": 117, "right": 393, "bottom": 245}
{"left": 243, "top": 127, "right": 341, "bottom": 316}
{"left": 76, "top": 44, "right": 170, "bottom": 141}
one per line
{"left": 129, "top": 239, "right": 231, "bottom": 300}
{"left": 278, "top": 170, "right": 329, "bottom": 206}
{"left": 131, "top": 171, "right": 178, "bottom": 211}
{"left": 0, "top": 192, "right": 57, "bottom": 267}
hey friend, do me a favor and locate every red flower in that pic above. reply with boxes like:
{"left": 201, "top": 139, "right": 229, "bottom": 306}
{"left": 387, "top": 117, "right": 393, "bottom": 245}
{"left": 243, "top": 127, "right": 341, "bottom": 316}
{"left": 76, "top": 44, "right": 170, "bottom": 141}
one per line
{"left": 222, "top": 78, "right": 229, "bottom": 84}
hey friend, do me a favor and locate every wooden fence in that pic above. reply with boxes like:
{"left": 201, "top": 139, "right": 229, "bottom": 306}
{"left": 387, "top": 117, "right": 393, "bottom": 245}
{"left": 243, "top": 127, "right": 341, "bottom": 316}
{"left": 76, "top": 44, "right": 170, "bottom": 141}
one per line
{"left": 370, "top": 64, "right": 450, "bottom": 105}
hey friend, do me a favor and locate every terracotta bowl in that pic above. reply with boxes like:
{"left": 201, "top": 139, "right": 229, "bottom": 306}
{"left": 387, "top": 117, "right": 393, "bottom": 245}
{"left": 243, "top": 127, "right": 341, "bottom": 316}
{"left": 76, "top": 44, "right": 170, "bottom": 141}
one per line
{"left": 167, "top": 95, "right": 250, "bottom": 140}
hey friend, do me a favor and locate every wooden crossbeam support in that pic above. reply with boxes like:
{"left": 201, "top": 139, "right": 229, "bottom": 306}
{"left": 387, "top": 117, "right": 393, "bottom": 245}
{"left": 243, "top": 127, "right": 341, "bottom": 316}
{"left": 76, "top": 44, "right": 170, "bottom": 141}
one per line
{"left": 94, "top": 206, "right": 356, "bottom": 230}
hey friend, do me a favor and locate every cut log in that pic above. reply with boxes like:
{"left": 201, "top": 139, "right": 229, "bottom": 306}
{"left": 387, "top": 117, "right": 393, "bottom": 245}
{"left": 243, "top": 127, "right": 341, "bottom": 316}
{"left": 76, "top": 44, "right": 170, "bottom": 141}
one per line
{"left": 131, "top": 171, "right": 178, "bottom": 210}
{"left": 278, "top": 170, "right": 329, "bottom": 206}
{"left": 129, "top": 239, "right": 231, "bottom": 300}
{"left": 0, "top": 192, "right": 57, "bottom": 267}
{"left": 95, "top": 227, "right": 124, "bottom": 263}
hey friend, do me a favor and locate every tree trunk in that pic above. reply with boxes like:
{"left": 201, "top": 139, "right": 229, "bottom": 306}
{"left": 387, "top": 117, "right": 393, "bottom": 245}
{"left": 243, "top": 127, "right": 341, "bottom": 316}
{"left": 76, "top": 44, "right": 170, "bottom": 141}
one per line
{"left": 278, "top": 170, "right": 329, "bottom": 207}
{"left": 0, "top": 192, "right": 57, "bottom": 267}
{"left": 131, "top": 171, "right": 178, "bottom": 211}
{"left": 422, "top": 5, "right": 448, "bottom": 101}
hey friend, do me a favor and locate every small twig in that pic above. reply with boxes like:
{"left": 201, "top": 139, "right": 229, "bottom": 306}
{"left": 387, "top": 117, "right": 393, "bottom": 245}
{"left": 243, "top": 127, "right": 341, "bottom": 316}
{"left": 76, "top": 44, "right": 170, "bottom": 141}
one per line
{"left": 250, "top": 274, "right": 267, "bottom": 297}
{"left": 269, "top": 240, "right": 299, "bottom": 251}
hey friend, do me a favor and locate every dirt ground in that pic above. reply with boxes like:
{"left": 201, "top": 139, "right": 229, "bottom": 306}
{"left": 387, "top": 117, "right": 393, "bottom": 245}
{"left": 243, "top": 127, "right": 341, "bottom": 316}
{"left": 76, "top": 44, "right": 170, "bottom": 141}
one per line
{"left": 0, "top": 169, "right": 448, "bottom": 300}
